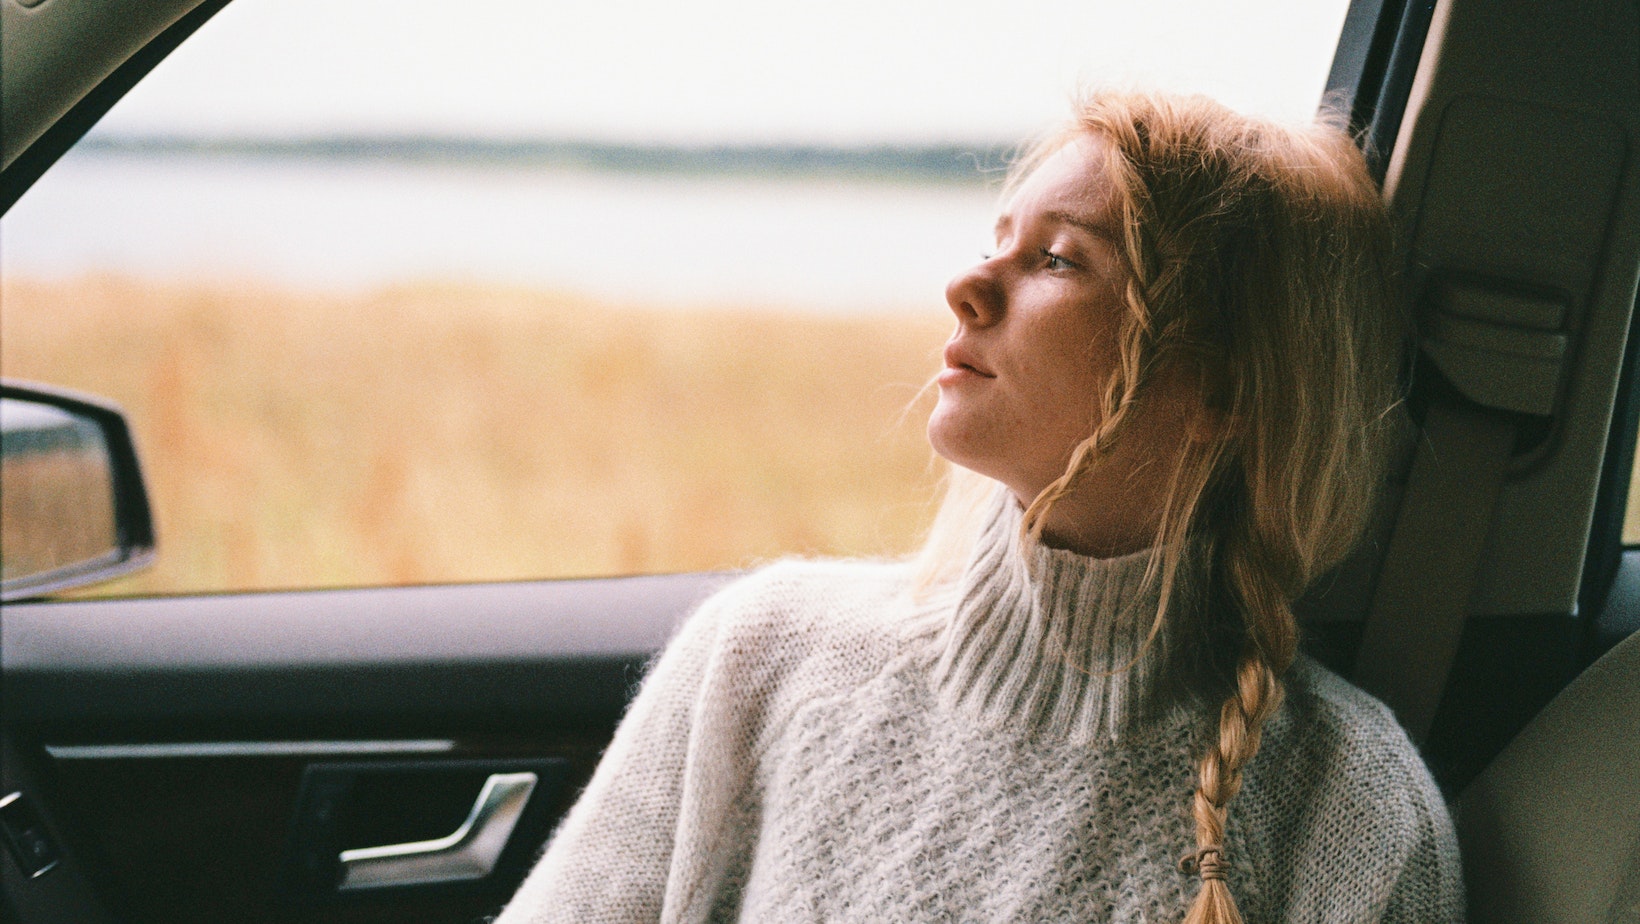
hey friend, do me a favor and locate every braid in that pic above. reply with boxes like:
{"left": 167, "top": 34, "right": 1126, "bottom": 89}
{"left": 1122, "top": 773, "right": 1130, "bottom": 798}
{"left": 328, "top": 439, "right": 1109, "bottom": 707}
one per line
{"left": 1180, "top": 529, "right": 1299, "bottom": 924}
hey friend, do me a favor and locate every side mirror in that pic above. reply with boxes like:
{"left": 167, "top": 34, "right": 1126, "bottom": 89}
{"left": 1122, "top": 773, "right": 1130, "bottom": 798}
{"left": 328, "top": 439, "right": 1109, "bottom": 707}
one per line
{"left": 1, "top": 380, "right": 155, "bottom": 601}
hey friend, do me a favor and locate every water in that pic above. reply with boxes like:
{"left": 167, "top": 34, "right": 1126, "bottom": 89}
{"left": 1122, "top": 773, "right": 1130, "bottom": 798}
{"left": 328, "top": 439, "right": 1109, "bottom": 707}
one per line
{"left": 2, "top": 149, "right": 1002, "bottom": 314}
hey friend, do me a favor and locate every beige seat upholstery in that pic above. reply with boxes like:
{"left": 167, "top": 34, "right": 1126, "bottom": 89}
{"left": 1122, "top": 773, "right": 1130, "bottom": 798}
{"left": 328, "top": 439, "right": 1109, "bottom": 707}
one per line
{"left": 1457, "top": 630, "right": 1640, "bottom": 923}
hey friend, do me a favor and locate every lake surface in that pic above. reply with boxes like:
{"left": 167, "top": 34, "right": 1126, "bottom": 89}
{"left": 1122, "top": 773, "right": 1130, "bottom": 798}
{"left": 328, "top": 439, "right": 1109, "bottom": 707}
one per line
{"left": 2, "top": 149, "right": 1002, "bottom": 315}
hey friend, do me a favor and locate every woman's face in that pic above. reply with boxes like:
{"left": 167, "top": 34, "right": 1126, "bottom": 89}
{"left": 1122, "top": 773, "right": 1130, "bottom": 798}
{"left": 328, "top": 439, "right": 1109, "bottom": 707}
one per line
{"left": 928, "top": 135, "right": 1199, "bottom": 555}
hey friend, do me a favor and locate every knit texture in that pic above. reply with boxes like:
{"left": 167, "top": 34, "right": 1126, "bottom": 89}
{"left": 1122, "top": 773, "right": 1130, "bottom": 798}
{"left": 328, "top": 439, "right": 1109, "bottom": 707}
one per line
{"left": 497, "top": 493, "right": 1464, "bottom": 923}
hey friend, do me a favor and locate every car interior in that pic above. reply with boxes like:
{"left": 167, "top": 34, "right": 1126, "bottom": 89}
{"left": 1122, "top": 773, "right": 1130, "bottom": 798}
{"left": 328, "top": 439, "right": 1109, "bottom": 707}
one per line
{"left": 2, "top": 0, "right": 1638, "bottom": 921}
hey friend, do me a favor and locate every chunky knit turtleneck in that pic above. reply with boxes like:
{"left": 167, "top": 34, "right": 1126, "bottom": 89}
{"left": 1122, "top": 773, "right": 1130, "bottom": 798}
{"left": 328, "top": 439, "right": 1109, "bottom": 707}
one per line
{"left": 497, "top": 491, "right": 1464, "bottom": 923}
{"left": 922, "top": 489, "right": 1206, "bottom": 744}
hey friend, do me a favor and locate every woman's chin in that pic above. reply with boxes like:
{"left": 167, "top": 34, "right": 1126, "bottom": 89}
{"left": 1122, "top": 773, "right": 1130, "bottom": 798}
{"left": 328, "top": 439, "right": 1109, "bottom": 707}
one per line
{"left": 924, "top": 404, "right": 965, "bottom": 463}
{"left": 927, "top": 410, "right": 992, "bottom": 479}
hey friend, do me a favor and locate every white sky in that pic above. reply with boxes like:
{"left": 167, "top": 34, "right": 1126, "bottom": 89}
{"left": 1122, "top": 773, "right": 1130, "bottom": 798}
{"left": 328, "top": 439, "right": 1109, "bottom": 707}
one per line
{"left": 95, "top": 0, "right": 1354, "bottom": 144}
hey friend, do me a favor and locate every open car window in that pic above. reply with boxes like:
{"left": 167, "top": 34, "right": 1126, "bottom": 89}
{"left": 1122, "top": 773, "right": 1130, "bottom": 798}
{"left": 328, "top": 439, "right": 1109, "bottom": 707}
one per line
{"left": 0, "top": 0, "right": 1353, "bottom": 596}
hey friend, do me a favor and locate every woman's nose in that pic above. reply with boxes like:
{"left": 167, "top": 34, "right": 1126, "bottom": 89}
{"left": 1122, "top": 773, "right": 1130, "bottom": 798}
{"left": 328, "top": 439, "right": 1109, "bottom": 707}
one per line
{"left": 945, "top": 261, "right": 1002, "bottom": 327}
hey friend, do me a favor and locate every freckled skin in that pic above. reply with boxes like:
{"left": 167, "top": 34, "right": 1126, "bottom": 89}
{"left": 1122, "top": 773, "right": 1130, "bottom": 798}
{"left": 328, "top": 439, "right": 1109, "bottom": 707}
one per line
{"left": 928, "top": 138, "right": 1201, "bottom": 557}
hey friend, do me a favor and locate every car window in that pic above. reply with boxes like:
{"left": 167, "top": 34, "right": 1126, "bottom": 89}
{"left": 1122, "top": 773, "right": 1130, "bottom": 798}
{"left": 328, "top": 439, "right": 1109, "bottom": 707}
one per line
{"left": 0, "top": 0, "right": 1353, "bottom": 595}
{"left": 1626, "top": 443, "right": 1640, "bottom": 544}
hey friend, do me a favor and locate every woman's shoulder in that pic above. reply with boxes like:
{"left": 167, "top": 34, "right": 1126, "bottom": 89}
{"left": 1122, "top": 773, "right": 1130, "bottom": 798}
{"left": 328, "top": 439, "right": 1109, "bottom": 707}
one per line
{"left": 1273, "top": 655, "right": 1445, "bottom": 804}
{"left": 1281, "top": 657, "right": 1428, "bottom": 764}
{"left": 697, "top": 556, "right": 915, "bottom": 637}
{"left": 710, "top": 555, "right": 914, "bottom": 607}
{"left": 677, "top": 556, "right": 918, "bottom": 690}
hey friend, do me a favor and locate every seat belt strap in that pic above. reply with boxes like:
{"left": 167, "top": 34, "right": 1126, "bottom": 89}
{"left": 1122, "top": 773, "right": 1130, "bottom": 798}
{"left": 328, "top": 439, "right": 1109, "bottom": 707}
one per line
{"left": 1353, "top": 399, "right": 1517, "bottom": 744}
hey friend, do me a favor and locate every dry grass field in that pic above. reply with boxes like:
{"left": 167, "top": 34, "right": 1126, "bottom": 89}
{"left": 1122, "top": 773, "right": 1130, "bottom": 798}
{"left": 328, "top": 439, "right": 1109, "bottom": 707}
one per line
{"left": 1, "top": 274, "right": 953, "bottom": 595}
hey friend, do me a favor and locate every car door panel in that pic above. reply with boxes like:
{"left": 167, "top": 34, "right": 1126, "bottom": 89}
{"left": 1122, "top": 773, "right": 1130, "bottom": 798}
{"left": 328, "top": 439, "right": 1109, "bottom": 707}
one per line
{"left": 1, "top": 572, "right": 728, "bottom": 922}
{"left": 5, "top": 573, "right": 727, "bottom": 729}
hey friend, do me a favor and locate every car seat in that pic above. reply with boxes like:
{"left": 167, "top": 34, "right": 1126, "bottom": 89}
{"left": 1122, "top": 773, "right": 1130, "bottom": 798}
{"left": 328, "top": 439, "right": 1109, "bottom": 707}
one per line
{"left": 1455, "top": 629, "right": 1640, "bottom": 922}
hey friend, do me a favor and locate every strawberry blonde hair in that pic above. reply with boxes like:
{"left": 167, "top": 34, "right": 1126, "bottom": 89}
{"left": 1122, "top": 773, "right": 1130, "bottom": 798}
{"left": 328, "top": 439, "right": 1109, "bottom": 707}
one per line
{"left": 918, "top": 91, "right": 1405, "bottom": 924}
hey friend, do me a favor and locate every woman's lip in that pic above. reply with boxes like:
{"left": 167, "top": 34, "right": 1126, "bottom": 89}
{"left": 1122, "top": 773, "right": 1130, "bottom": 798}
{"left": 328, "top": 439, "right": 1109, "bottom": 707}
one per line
{"left": 938, "top": 364, "right": 991, "bottom": 385}
{"left": 942, "top": 344, "right": 995, "bottom": 378}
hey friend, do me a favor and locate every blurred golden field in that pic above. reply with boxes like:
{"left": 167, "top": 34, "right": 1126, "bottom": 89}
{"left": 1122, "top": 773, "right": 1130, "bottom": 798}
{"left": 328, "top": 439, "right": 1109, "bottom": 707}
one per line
{"left": 1, "top": 274, "right": 953, "bottom": 595}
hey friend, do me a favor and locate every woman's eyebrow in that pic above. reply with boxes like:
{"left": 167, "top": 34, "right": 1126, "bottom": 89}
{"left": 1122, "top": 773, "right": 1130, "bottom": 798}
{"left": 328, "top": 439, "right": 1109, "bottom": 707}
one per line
{"left": 994, "top": 210, "right": 1117, "bottom": 244}
{"left": 1043, "top": 209, "right": 1119, "bottom": 242}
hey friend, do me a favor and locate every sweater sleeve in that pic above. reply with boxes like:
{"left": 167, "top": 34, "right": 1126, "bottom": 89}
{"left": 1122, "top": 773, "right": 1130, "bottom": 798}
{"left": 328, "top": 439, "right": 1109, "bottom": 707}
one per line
{"left": 1378, "top": 774, "right": 1467, "bottom": 924}
{"left": 493, "top": 589, "right": 734, "bottom": 924}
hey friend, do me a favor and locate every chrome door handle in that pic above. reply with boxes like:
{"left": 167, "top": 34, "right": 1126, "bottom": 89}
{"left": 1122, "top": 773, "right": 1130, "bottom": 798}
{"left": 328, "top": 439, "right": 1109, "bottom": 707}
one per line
{"left": 337, "top": 771, "right": 537, "bottom": 890}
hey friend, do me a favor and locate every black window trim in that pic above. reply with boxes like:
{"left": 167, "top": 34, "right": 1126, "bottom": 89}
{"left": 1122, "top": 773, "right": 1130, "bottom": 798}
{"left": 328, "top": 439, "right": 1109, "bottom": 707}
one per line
{"left": 0, "top": 0, "right": 234, "bottom": 215}
{"left": 1323, "top": 0, "right": 1439, "bottom": 182}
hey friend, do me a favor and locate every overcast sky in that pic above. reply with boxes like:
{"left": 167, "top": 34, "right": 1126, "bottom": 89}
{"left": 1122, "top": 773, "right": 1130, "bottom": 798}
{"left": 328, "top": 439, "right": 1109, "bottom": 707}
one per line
{"left": 94, "top": 0, "right": 1354, "bottom": 144}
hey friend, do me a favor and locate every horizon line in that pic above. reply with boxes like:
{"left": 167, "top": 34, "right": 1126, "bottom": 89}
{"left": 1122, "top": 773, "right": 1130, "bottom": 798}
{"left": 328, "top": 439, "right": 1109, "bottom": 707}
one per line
{"left": 75, "top": 133, "right": 1020, "bottom": 182}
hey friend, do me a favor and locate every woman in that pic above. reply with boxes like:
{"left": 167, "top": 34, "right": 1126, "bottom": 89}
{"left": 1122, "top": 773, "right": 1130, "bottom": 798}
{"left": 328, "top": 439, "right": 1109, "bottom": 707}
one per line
{"left": 497, "top": 92, "right": 1463, "bottom": 924}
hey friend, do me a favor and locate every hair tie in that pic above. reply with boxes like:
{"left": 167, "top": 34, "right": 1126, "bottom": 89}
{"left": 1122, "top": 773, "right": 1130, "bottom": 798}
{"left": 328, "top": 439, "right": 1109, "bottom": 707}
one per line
{"left": 1178, "top": 845, "right": 1228, "bottom": 882}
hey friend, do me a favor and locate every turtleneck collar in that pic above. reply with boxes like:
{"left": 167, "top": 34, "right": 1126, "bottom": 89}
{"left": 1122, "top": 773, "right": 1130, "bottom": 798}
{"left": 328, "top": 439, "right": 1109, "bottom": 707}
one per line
{"left": 920, "top": 487, "right": 1214, "bottom": 746}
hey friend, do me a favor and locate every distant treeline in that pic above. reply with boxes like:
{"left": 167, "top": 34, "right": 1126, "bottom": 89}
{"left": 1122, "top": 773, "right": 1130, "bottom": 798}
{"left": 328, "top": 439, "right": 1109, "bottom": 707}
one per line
{"left": 77, "top": 134, "right": 1014, "bottom": 183}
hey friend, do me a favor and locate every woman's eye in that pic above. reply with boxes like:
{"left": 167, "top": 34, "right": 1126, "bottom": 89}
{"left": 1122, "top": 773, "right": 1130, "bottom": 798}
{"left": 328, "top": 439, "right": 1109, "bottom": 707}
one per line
{"left": 1043, "top": 249, "right": 1077, "bottom": 271}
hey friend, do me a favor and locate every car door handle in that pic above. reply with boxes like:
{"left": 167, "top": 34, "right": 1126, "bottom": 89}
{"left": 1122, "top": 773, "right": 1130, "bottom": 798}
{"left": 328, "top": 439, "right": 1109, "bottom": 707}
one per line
{"left": 336, "top": 771, "right": 537, "bottom": 890}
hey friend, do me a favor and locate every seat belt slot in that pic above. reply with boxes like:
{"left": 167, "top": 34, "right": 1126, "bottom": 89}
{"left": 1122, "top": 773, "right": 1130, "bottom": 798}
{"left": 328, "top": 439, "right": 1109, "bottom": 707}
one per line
{"left": 1421, "top": 276, "right": 1570, "bottom": 416}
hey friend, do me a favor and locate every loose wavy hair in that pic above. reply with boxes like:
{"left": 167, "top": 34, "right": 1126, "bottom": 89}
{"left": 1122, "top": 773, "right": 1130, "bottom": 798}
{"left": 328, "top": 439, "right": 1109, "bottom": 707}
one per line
{"left": 918, "top": 91, "right": 1406, "bottom": 924}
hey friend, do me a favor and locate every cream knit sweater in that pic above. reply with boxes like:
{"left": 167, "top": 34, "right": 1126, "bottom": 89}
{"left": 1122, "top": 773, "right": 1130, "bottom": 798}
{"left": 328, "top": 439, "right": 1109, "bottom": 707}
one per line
{"left": 498, "top": 494, "right": 1464, "bottom": 923}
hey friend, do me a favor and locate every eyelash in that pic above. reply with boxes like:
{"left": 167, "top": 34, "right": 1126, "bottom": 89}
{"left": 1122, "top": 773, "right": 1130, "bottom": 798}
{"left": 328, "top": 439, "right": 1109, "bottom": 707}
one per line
{"left": 979, "top": 249, "right": 1077, "bottom": 271}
